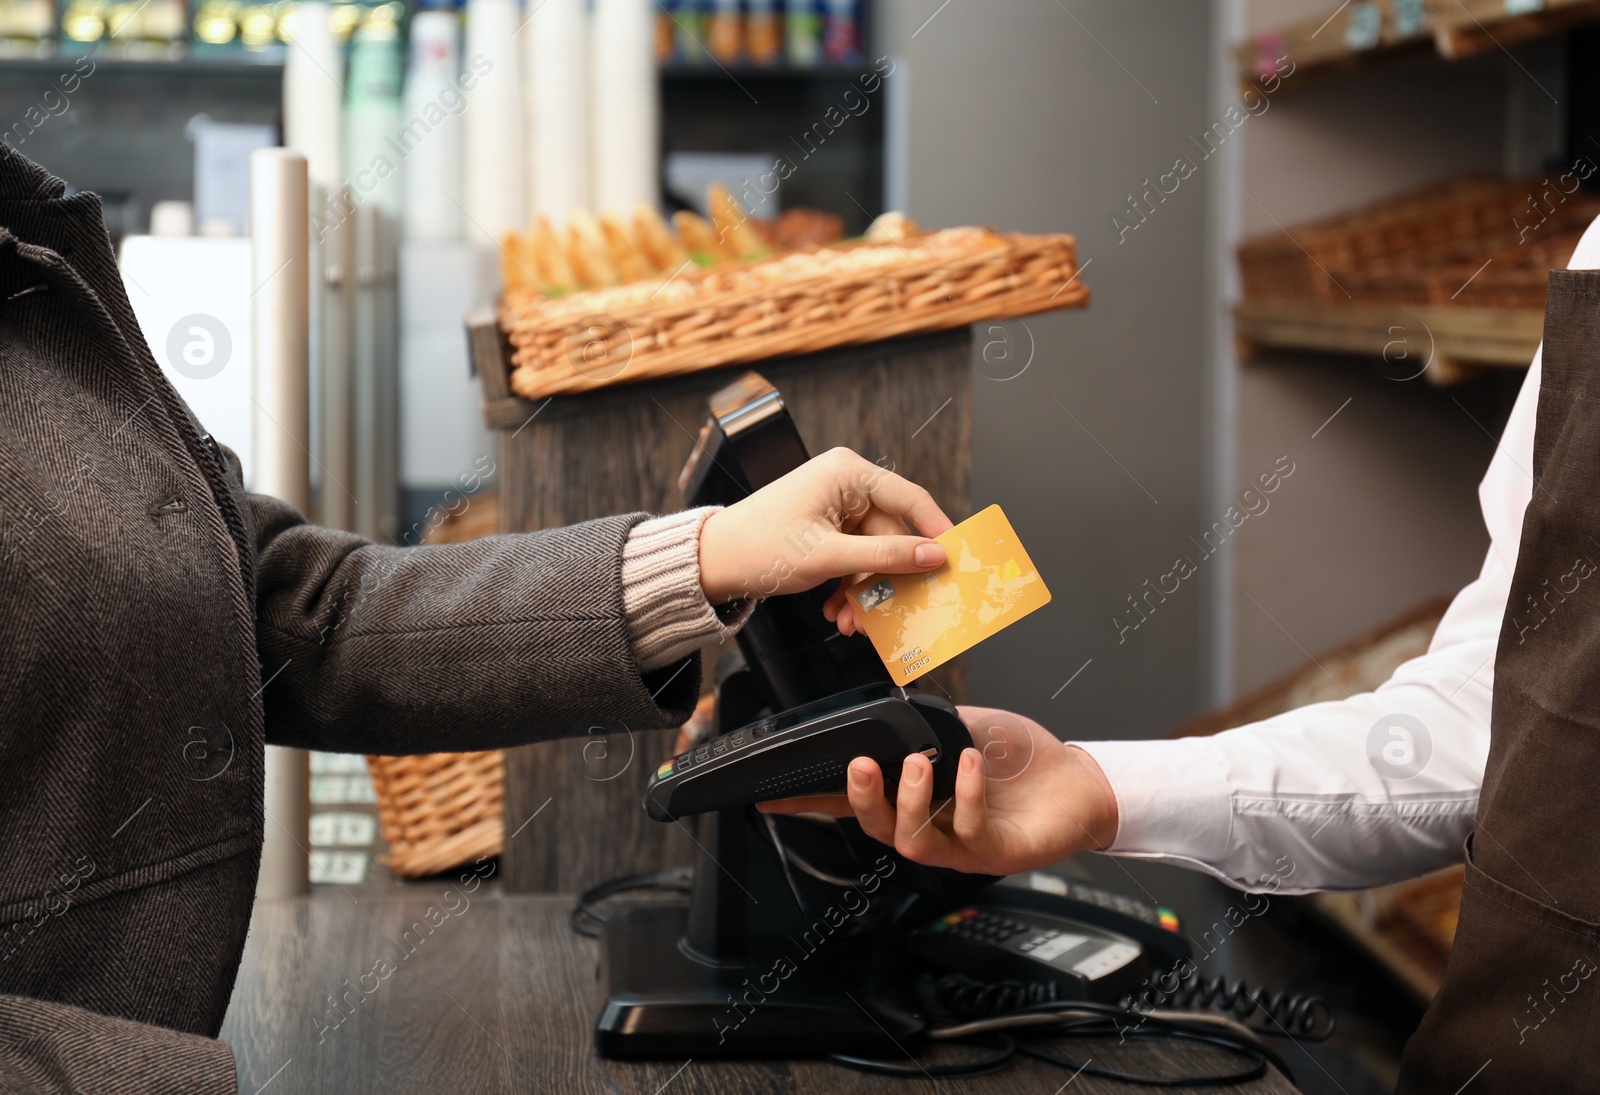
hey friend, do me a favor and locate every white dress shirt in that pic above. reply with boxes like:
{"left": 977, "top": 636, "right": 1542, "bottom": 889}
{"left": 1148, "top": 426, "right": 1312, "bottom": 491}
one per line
{"left": 1074, "top": 215, "right": 1600, "bottom": 896}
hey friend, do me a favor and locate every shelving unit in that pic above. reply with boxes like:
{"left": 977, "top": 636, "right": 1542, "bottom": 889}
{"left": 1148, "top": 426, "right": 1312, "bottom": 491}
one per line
{"left": 0, "top": 52, "right": 286, "bottom": 74}
{"left": 1233, "top": 299, "right": 1543, "bottom": 385}
{"left": 1237, "top": 0, "right": 1600, "bottom": 94}
{"left": 1431, "top": 0, "right": 1600, "bottom": 58}
{"left": 1234, "top": 1, "right": 1431, "bottom": 95}
{"left": 1219, "top": 0, "right": 1600, "bottom": 1013}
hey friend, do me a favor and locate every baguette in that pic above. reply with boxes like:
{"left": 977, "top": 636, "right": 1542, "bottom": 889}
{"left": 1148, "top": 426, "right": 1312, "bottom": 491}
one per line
{"left": 529, "top": 216, "right": 577, "bottom": 294}
{"left": 634, "top": 204, "right": 691, "bottom": 270}
{"left": 567, "top": 209, "right": 619, "bottom": 287}
{"left": 708, "top": 183, "right": 768, "bottom": 260}
{"left": 601, "top": 212, "right": 653, "bottom": 281}
{"left": 672, "top": 210, "right": 732, "bottom": 264}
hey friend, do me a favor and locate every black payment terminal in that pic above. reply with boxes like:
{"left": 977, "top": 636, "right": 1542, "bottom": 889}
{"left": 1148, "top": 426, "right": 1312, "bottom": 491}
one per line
{"left": 645, "top": 682, "right": 970, "bottom": 821}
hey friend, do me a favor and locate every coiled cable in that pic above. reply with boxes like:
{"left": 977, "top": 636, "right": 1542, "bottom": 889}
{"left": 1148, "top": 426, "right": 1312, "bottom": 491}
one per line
{"left": 933, "top": 972, "right": 1067, "bottom": 1017}
{"left": 1143, "top": 972, "right": 1335, "bottom": 1041}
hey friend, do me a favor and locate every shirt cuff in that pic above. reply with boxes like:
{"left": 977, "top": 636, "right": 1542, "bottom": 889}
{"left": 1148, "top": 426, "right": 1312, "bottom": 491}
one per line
{"left": 1072, "top": 737, "right": 1235, "bottom": 864}
{"left": 622, "top": 508, "right": 741, "bottom": 671}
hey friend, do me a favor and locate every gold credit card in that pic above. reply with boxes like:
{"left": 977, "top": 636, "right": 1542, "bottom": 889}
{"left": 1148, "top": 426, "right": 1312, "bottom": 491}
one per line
{"left": 846, "top": 504, "right": 1051, "bottom": 683}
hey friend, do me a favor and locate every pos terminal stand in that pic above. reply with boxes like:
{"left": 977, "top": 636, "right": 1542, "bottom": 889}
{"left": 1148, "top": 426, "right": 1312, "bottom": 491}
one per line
{"left": 593, "top": 373, "right": 979, "bottom": 1059}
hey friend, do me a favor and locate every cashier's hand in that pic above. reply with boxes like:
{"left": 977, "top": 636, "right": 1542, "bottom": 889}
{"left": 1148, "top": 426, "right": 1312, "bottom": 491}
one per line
{"left": 760, "top": 706, "right": 1120, "bottom": 876}
{"left": 697, "top": 448, "right": 953, "bottom": 604}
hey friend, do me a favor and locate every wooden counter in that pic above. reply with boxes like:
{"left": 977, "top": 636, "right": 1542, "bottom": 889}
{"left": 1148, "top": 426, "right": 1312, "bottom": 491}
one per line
{"left": 223, "top": 893, "right": 1301, "bottom": 1095}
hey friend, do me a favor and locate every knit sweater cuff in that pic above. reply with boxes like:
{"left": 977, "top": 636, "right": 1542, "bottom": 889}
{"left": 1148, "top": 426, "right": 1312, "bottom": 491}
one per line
{"left": 622, "top": 508, "right": 735, "bottom": 671}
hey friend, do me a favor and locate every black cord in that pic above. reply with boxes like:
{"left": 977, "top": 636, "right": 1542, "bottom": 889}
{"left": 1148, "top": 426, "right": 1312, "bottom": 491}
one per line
{"left": 757, "top": 810, "right": 810, "bottom": 914}
{"left": 918, "top": 977, "right": 1296, "bottom": 1087}
{"left": 1018, "top": 1021, "right": 1269, "bottom": 1088}
{"left": 568, "top": 867, "right": 693, "bottom": 938}
{"left": 936, "top": 968, "right": 1334, "bottom": 1042}
{"left": 1143, "top": 971, "right": 1336, "bottom": 1041}
{"left": 826, "top": 1033, "right": 1016, "bottom": 1077}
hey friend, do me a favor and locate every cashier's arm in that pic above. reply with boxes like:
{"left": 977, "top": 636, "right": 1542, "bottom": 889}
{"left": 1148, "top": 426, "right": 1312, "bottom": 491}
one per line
{"left": 760, "top": 706, "right": 1120, "bottom": 877}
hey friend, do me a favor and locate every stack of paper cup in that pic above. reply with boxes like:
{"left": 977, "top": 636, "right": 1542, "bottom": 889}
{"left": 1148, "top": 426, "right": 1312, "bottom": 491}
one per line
{"left": 344, "top": 9, "right": 405, "bottom": 218}
{"left": 282, "top": 0, "right": 343, "bottom": 193}
{"left": 403, "top": 6, "right": 464, "bottom": 241}
{"left": 524, "top": 0, "right": 589, "bottom": 225}
{"left": 461, "top": 0, "right": 525, "bottom": 245}
{"left": 590, "top": 0, "right": 659, "bottom": 215}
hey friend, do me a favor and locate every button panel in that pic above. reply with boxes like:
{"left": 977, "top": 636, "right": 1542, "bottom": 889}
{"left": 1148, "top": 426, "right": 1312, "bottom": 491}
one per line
{"left": 656, "top": 721, "right": 771, "bottom": 784}
{"left": 1072, "top": 942, "right": 1141, "bottom": 980}
{"left": 923, "top": 906, "right": 1144, "bottom": 981}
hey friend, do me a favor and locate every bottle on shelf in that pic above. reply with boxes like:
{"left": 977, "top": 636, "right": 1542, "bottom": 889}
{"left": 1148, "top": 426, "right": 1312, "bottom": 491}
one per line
{"left": 745, "top": 0, "right": 780, "bottom": 66}
{"left": 785, "top": 0, "right": 821, "bottom": 68}
{"left": 821, "top": 0, "right": 859, "bottom": 65}
{"left": 654, "top": 0, "right": 674, "bottom": 63}
{"left": 705, "top": 0, "right": 741, "bottom": 64}
{"left": 669, "top": 0, "right": 707, "bottom": 65}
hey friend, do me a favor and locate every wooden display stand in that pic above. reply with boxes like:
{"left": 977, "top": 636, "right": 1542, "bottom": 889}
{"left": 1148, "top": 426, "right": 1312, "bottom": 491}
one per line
{"left": 470, "top": 317, "right": 974, "bottom": 893}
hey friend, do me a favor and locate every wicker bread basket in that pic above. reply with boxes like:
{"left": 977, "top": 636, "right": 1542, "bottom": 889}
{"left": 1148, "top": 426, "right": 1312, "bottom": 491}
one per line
{"left": 499, "top": 227, "right": 1087, "bottom": 401}
{"left": 365, "top": 750, "right": 504, "bottom": 878}
{"left": 1237, "top": 177, "right": 1531, "bottom": 303}
{"left": 1239, "top": 176, "right": 1600, "bottom": 306}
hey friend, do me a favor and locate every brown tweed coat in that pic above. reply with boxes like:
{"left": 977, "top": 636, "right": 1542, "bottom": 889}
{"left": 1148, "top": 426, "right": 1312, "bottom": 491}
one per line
{"left": 0, "top": 146, "right": 698, "bottom": 1092}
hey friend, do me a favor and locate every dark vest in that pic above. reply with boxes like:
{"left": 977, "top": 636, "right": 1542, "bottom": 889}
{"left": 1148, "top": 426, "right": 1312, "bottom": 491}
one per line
{"left": 1400, "top": 269, "right": 1600, "bottom": 1092}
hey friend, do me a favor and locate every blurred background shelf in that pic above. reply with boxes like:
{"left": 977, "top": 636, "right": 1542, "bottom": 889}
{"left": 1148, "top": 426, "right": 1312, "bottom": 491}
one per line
{"left": 0, "top": 54, "right": 872, "bottom": 78}
{"left": 1236, "top": 0, "right": 1600, "bottom": 95}
{"left": 1233, "top": 299, "right": 1544, "bottom": 384}
{"left": 1432, "top": 0, "right": 1600, "bottom": 59}
{"left": 657, "top": 62, "right": 877, "bottom": 79}
{"left": 0, "top": 52, "right": 287, "bottom": 73}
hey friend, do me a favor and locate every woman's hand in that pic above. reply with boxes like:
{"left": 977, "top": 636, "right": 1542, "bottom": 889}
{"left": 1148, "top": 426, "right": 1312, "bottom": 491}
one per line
{"left": 759, "top": 706, "right": 1120, "bottom": 876}
{"left": 697, "top": 447, "right": 954, "bottom": 604}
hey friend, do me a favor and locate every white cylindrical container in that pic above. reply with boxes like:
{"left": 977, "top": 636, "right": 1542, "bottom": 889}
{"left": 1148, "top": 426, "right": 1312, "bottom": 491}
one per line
{"left": 403, "top": 7, "right": 464, "bottom": 240}
{"left": 282, "top": 1, "right": 343, "bottom": 192}
{"left": 344, "top": 7, "right": 406, "bottom": 218}
{"left": 590, "top": 0, "right": 659, "bottom": 215}
{"left": 461, "top": 0, "right": 525, "bottom": 244}
{"left": 249, "top": 148, "right": 313, "bottom": 901}
{"left": 525, "top": 0, "right": 588, "bottom": 225}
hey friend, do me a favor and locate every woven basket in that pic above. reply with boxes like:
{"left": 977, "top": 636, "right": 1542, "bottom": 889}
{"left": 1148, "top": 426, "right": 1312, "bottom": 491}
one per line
{"left": 1240, "top": 176, "right": 1600, "bottom": 305}
{"left": 366, "top": 750, "right": 504, "bottom": 879}
{"left": 499, "top": 227, "right": 1086, "bottom": 401}
{"left": 1238, "top": 177, "right": 1531, "bottom": 302}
